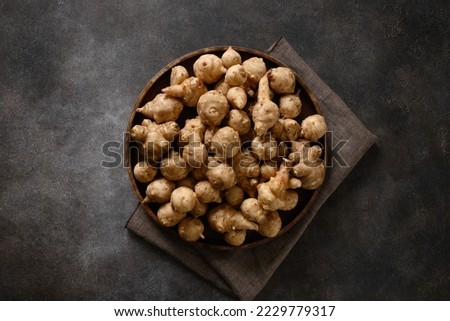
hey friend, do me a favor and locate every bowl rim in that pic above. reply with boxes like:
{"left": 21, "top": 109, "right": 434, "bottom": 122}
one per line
{"left": 125, "top": 45, "right": 327, "bottom": 250}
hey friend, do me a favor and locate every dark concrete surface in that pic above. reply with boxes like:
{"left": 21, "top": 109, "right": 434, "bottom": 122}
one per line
{"left": 1, "top": 0, "right": 449, "bottom": 300}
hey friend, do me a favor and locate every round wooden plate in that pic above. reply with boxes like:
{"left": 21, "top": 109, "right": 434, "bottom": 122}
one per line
{"left": 125, "top": 46, "right": 327, "bottom": 250}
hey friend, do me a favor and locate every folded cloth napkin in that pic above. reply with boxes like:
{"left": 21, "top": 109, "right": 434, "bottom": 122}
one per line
{"left": 126, "top": 37, "right": 377, "bottom": 300}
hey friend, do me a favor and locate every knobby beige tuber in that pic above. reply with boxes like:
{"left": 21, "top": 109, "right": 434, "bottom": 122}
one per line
{"left": 142, "top": 178, "right": 175, "bottom": 204}
{"left": 179, "top": 117, "right": 205, "bottom": 145}
{"left": 260, "top": 160, "right": 278, "bottom": 181}
{"left": 233, "top": 150, "right": 260, "bottom": 178}
{"left": 221, "top": 47, "right": 241, "bottom": 68}
{"left": 214, "top": 79, "right": 231, "bottom": 96}
{"left": 224, "top": 64, "right": 247, "bottom": 87}
{"left": 131, "top": 119, "right": 179, "bottom": 161}
{"left": 242, "top": 57, "right": 267, "bottom": 86}
{"left": 300, "top": 114, "right": 327, "bottom": 141}
{"left": 170, "top": 65, "right": 189, "bottom": 86}
{"left": 267, "top": 67, "right": 296, "bottom": 94}
{"left": 226, "top": 87, "right": 247, "bottom": 110}
{"left": 210, "top": 126, "right": 241, "bottom": 159}
{"left": 136, "top": 93, "right": 183, "bottom": 124}
{"left": 257, "top": 211, "right": 282, "bottom": 237}
{"left": 206, "top": 162, "right": 237, "bottom": 191}
{"left": 279, "top": 93, "right": 302, "bottom": 119}
{"left": 223, "top": 230, "right": 246, "bottom": 246}
{"left": 182, "top": 132, "right": 208, "bottom": 168}
{"left": 256, "top": 74, "right": 273, "bottom": 101}
{"left": 178, "top": 217, "right": 205, "bottom": 242}
{"left": 157, "top": 202, "right": 186, "bottom": 227}
{"left": 197, "top": 90, "right": 229, "bottom": 127}
{"left": 193, "top": 54, "right": 227, "bottom": 84}
{"left": 251, "top": 134, "right": 279, "bottom": 161}
{"left": 160, "top": 152, "right": 190, "bottom": 181}
{"left": 227, "top": 109, "right": 251, "bottom": 135}
{"left": 194, "top": 180, "right": 222, "bottom": 203}
{"left": 271, "top": 119, "right": 301, "bottom": 141}
{"left": 232, "top": 152, "right": 260, "bottom": 198}
{"left": 257, "top": 163, "right": 299, "bottom": 211}
{"left": 224, "top": 185, "right": 245, "bottom": 207}
{"left": 207, "top": 204, "right": 258, "bottom": 233}
{"left": 162, "top": 77, "right": 207, "bottom": 107}
{"left": 240, "top": 198, "right": 266, "bottom": 224}
{"left": 170, "top": 186, "right": 197, "bottom": 213}
{"left": 291, "top": 145, "right": 326, "bottom": 190}
{"left": 133, "top": 161, "right": 157, "bottom": 184}
{"left": 190, "top": 199, "right": 208, "bottom": 218}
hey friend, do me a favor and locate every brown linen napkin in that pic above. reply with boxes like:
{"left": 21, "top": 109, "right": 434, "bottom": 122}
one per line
{"left": 126, "top": 37, "right": 377, "bottom": 300}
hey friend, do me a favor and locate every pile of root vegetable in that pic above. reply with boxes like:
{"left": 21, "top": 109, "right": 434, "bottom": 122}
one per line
{"left": 131, "top": 47, "right": 327, "bottom": 246}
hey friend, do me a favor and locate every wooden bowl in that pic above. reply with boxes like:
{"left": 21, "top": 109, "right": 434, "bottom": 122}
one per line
{"left": 125, "top": 46, "right": 327, "bottom": 250}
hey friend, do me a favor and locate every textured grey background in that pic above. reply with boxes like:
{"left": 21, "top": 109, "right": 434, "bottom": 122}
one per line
{"left": 1, "top": 0, "right": 449, "bottom": 300}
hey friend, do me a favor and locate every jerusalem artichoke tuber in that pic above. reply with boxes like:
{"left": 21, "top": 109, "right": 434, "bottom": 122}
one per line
{"left": 271, "top": 119, "right": 301, "bottom": 141}
{"left": 227, "top": 109, "right": 251, "bottom": 135}
{"left": 155, "top": 121, "right": 181, "bottom": 141}
{"left": 170, "top": 65, "right": 189, "bottom": 86}
{"left": 257, "top": 163, "right": 299, "bottom": 211}
{"left": 252, "top": 100, "right": 279, "bottom": 136}
{"left": 182, "top": 132, "right": 208, "bottom": 168}
{"left": 162, "top": 77, "right": 207, "bottom": 107}
{"left": 157, "top": 202, "right": 186, "bottom": 227}
{"left": 242, "top": 57, "right": 267, "bottom": 86}
{"left": 178, "top": 217, "right": 205, "bottom": 242}
{"left": 251, "top": 134, "right": 279, "bottom": 161}
{"left": 223, "top": 230, "right": 246, "bottom": 246}
{"left": 240, "top": 198, "right": 266, "bottom": 224}
{"left": 224, "top": 185, "right": 245, "bottom": 207}
{"left": 131, "top": 120, "right": 179, "bottom": 161}
{"left": 197, "top": 90, "right": 229, "bottom": 127}
{"left": 206, "top": 162, "right": 237, "bottom": 191}
{"left": 136, "top": 93, "right": 183, "bottom": 123}
{"left": 133, "top": 161, "right": 157, "bottom": 184}
{"left": 267, "top": 67, "right": 296, "bottom": 94}
{"left": 288, "top": 177, "right": 302, "bottom": 189}
{"left": 194, "top": 180, "right": 222, "bottom": 203}
{"left": 224, "top": 64, "right": 247, "bottom": 87}
{"left": 207, "top": 204, "right": 258, "bottom": 233}
{"left": 221, "top": 47, "right": 241, "bottom": 68}
{"left": 214, "top": 79, "right": 231, "bottom": 96}
{"left": 189, "top": 199, "right": 208, "bottom": 218}
{"left": 179, "top": 117, "right": 206, "bottom": 145}
{"left": 260, "top": 160, "right": 278, "bottom": 181}
{"left": 170, "top": 186, "right": 197, "bottom": 213}
{"left": 160, "top": 152, "right": 190, "bottom": 181}
{"left": 300, "top": 114, "right": 327, "bottom": 141}
{"left": 292, "top": 160, "right": 325, "bottom": 190}
{"left": 210, "top": 126, "right": 241, "bottom": 159}
{"left": 226, "top": 87, "right": 247, "bottom": 110}
{"left": 193, "top": 54, "right": 227, "bottom": 84}
{"left": 257, "top": 211, "right": 281, "bottom": 237}
{"left": 256, "top": 74, "right": 273, "bottom": 102}
{"left": 279, "top": 93, "right": 302, "bottom": 119}
{"left": 232, "top": 150, "right": 260, "bottom": 178}
{"left": 176, "top": 176, "right": 197, "bottom": 189}
{"left": 142, "top": 178, "right": 176, "bottom": 204}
